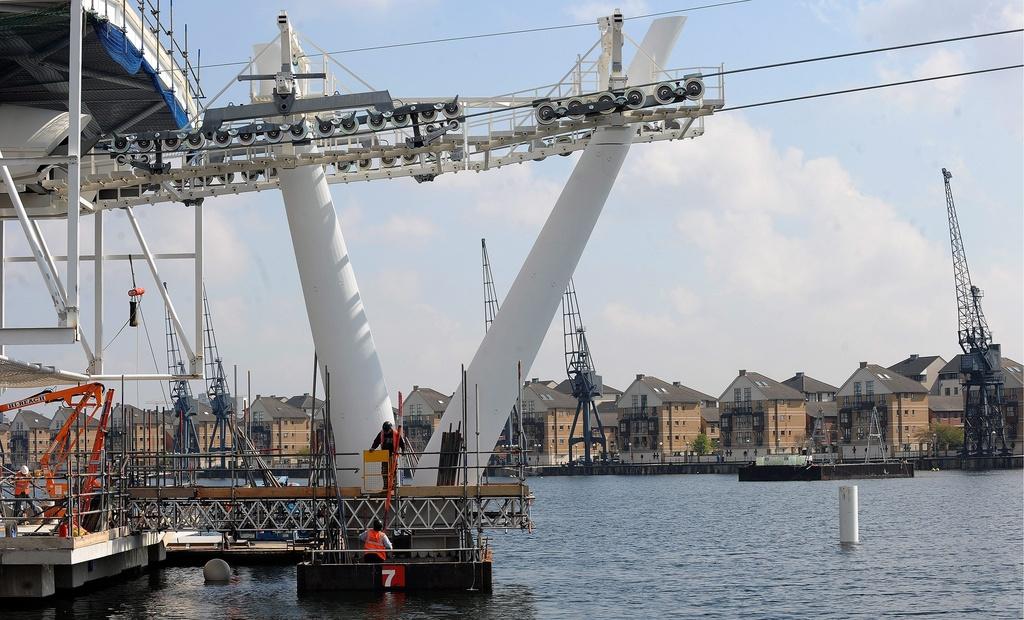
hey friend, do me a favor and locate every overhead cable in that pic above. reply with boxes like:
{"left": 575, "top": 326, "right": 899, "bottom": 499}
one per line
{"left": 298, "top": 1, "right": 753, "bottom": 58}
{"left": 711, "top": 28, "right": 1024, "bottom": 78}
{"left": 719, "top": 64, "right": 1023, "bottom": 112}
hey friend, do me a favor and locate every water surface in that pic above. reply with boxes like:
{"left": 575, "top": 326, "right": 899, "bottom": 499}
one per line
{"left": 8, "top": 470, "right": 1022, "bottom": 619}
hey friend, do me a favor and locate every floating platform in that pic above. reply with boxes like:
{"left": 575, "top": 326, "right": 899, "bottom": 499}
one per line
{"left": 738, "top": 461, "right": 914, "bottom": 481}
{"left": 297, "top": 559, "right": 491, "bottom": 592}
{"left": 0, "top": 527, "right": 164, "bottom": 599}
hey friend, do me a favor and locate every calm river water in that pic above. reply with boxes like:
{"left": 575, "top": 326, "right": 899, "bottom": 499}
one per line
{"left": 8, "top": 470, "right": 1023, "bottom": 619}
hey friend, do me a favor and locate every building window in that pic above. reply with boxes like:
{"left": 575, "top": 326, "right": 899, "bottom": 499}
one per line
{"left": 854, "top": 382, "right": 862, "bottom": 397}
{"left": 734, "top": 388, "right": 741, "bottom": 402}
{"left": 865, "top": 380, "right": 874, "bottom": 396}
{"left": 945, "top": 388, "right": 950, "bottom": 396}
{"left": 743, "top": 388, "right": 751, "bottom": 402}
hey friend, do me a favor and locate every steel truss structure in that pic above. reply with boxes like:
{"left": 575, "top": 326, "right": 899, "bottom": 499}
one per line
{"left": 0, "top": 0, "right": 204, "bottom": 384}
{"left": 38, "top": 12, "right": 722, "bottom": 211}
{"left": 126, "top": 490, "right": 532, "bottom": 534}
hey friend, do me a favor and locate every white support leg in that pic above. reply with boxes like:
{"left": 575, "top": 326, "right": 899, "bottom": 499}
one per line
{"left": 416, "top": 17, "right": 685, "bottom": 484}
{"left": 194, "top": 201, "right": 204, "bottom": 376}
{"left": 1, "top": 221, "right": 5, "bottom": 358}
{"left": 66, "top": 0, "right": 83, "bottom": 329}
{"left": 0, "top": 149, "right": 68, "bottom": 322}
{"left": 279, "top": 148, "right": 392, "bottom": 486}
{"left": 92, "top": 209, "right": 103, "bottom": 373}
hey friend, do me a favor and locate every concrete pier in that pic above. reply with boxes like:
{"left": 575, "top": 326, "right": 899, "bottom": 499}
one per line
{"left": 0, "top": 527, "right": 164, "bottom": 599}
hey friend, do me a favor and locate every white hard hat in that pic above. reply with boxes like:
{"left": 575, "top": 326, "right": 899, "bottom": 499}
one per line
{"left": 19, "top": 465, "right": 29, "bottom": 475}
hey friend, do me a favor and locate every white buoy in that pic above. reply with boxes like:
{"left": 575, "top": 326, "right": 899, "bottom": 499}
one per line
{"left": 839, "top": 485, "right": 859, "bottom": 544}
{"left": 203, "top": 558, "right": 231, "bottom": 582}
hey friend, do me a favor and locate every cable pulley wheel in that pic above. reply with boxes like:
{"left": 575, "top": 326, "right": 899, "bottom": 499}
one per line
{"left": 535, "top": 102, "right": 558, "bottom": 125}
{"left": 623, "top": 88, "right": 646, "bottom": 110}
{"left": 595, "top": 92, "right": 617, "bottom": 114}
{"left": 683, "top": 78, "right": 705, "bottom": 101}
{"left": 654, "top": 82, "right": 676, "bottom": 105}
{"left": 442, "top": 101, "right": 462, "bottom": 119}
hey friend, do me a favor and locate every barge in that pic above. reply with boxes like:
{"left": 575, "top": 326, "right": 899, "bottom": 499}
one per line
{"left": 738, "top": 455, "right": 914, "bottom": 481}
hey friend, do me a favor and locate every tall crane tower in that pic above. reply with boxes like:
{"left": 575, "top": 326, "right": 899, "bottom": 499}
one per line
{"left": 166, "top": 283, "right": 200, "bottom": 456}
{"left": 562, "top": 279, "right": 608, "bottom": 464}
{"left": 481, "top": 239, "right": 518, "bottom": 456}
{"left": 942, "top": 168, "right": 1008, "bottom": 456}
{"left": 202, "top": 287, "right": 234, "bottom": 467}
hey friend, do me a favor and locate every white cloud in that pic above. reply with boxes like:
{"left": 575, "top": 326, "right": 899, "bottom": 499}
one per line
{"left": 377, "top": 213, "right": 439, "bottom": 241}
{"left": 842, "top": 0, "right": 1023, "bottom": 122}
{"left": 438, "top": 164, "right": 566, "bottom": 228}
{"left": 560, "top": 111, "right": 1019, "bottom": 392}
{"left": 336, "top": 205, "right": 438, "bottom": 242}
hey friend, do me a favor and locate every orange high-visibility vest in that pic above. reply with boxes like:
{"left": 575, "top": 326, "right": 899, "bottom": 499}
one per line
{"left": 377, "top": 429, "right": 400, "bottom": 453}
{"left": 13, "top": 474, "right": 30, "bottom": 497}
{"left": 364, "top": 530, "right": 387, "bottom": 560}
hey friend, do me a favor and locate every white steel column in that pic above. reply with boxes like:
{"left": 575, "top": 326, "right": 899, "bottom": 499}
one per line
{"left": 1, "top": 221, "right": 5, "bottom": 358}
{"left": 66, "top": 0, "right": 83, "bottom": 328}
{"left": 417, "top": 17, "right": 685, "bottom": 484}
{"left": 194, "top": 201, "right": 203, "bottom": 375}
{"left": 279, "top": 151, "right": 393, "bottom": 485}
{"left": 93, "top": 210, "right": 103, "bottom": 373}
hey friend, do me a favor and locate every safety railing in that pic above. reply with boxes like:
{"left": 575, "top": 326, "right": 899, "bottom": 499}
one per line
{"left": 306, "top": 542, "right": 490, "bottom": 566}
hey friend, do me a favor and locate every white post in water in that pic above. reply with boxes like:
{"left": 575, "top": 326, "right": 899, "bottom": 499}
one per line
{"left": 839, "top": 485, "right": 859, "bottom": 544}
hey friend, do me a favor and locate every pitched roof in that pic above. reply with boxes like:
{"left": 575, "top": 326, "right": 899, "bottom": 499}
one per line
{"left": 805, "top": 401, "right": 838, "bottom": 418}
{"left": 407, "top": 387, "right": 451, "bottom": 414}
{"left": 636, "top": 375, "right": 717, "bottom": 404}
{"left": 12, "top": 409, "right": 50, "bottom": 429}
{"left": 51, "top": 406, "right": 100, "bottom": 428}
{"left": 524, "top": 381, "right": 578, "bottom": 409}
{"left": 888, "top": 354, "right": 944, "bottom": 380}
{"left": 286, "top": 393, "right": 325, "bottom": 411}
{"left": 252, "top": 396, "right": 308, "bottom": 420}
{"left": 928, "top": 395, "right": 963, "bottom": 413}
{"left": 726, "top": 371, "right": 804, "bottom": 401}
{"left": 1001, "top": 357, "right": 1022, "bottom": 390}
{"left": 782, "top": 373, "right": 838, "bottom": 395}
{"left": 859, "top": 364, "right": 929, "bottom": 394}
{"left": 934, "top": 354, "right": 1022, "bottom": 390}
{"left": 701, "top": 408, "right": 721, "bottom": 423}
{"left": 553, "top": 379, "right": 622, "bottom": 398}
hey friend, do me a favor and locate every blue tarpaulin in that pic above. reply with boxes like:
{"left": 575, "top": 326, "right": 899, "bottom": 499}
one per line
{"left": 92, "top": 17, "right": 188, "bottom": 129}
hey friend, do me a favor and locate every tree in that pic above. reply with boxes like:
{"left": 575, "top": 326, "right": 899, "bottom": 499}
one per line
{"left": 690, "top": 433, "right": 713, "bottom": 456}
{"left": 933, "top": 423, "right": 964, "bottom": 451}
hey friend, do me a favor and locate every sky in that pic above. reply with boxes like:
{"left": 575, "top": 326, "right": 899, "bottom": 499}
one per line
{"left": 3, "top": 0, "right": 1022, "bottom": 413}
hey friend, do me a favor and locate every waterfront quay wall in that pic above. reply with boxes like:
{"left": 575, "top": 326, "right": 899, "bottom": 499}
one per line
{"left": 528, "top": 455, "right": 1021, "bottom": 477}
{"left": 914, "top": 454, "right": 1022, "bottom": 470}
{"left": 529, "top": 462, "right": 741, "bottom": 476}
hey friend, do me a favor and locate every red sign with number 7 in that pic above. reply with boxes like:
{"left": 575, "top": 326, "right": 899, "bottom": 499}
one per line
{"left": 381, "top": 565, "right": 406, "bottom": 589}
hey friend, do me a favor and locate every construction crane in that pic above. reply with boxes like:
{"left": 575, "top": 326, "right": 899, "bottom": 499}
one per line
{"left": 942, "top": 168, "right": 1008, "bottom": 456}
{"left": 165, "top": 283, "right": 200, "bottom": 457}
{"left": 0, "top": 383, "right": 114, "bottom": 504}
{"left": 481, "top": 239, "right": 519, "bottom": 459}
{"left": 202, "top": 287, "right": 232, "bottom": 467}
{"left": 201, "top": 287, "right": 280, "bottom": 486}
{"left": 562, "top": 278, "right": 608, "bottom": 464}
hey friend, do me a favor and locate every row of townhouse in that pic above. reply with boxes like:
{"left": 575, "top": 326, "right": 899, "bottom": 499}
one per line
{"left": 401, "top": 351, "right": 1023, "bottom": 464}
{"left": 0, "top": 393, "right": 323, "bottom": 469}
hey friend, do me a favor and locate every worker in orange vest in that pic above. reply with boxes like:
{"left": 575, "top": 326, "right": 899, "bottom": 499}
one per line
{"left": 370, "top": 421, "right": 409, "bottom": 488}
{"left": 12, "top": 466, "right": 40, "bottom": 518}
{"left": 359, "top": 519, "right": 392, "bottom": 563}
